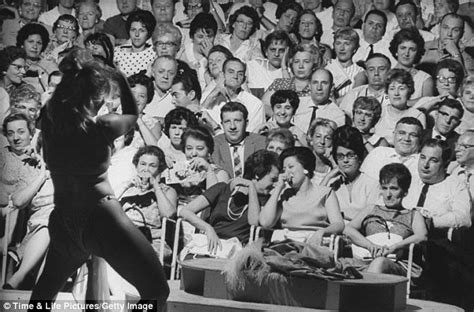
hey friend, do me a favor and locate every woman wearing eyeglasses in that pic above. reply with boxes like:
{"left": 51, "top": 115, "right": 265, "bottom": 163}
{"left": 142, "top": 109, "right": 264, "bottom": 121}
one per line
{"left": 320, "top": 126, "right": 380, "bottom": 222}
{"left": 0, "top": 47, "right": 27, "bottom": 105}
{"left": 43, "top": 14, "right": 80, "bottom": 64}
{"left": 413, "top": 59, "right": 465, "bottom": 112}
{"left": 214, "top": 6, "right": 262, "bottom": 63}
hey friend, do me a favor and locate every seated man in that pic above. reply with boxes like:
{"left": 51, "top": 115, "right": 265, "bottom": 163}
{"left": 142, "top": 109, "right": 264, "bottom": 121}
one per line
{"left": 406, "top": 139, "right": 472, "bottom": 308}
{"left": 295, "top": 69, "right": 346, "bottom": 131}
{"left": 420, "top": 13, "right": 474, "bottom": 75}
{"left": 428, "top": 0, "right": 473, "bottom": 48}
{"left": 422, "top": 98, "right": 463, "bottom": 160}
{"left": 212, "top": 102, "right": 266, "bottom": 178}
{"left": 361, "top": 117, "right": 423, "bottom": 184}
{"left": 384, "top": 0, "right": 435, "bottom": 43}
{"left": 103, "top": 0, "right": 142, "bottom": 46}
{"left": 143, "top": 56, "right": 178, "bottom": 121}
{"left": 318, "top": 0, "right": 355, "bottom": 48}
{"left": 202, "top": 58, "right": 265, "bottom": 133}
{"left": 405, "top": 139, "right": 470, "bottom": 228}
{"left": 339, "top": 53, "right": 391, "bottom": 121}
{"left": 38, "top": 0, "right": 75, "bottom": 27}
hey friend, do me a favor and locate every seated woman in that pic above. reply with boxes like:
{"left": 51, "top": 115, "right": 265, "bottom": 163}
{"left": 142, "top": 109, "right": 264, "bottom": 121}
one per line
{"left": 259, "top": 146, "right": 344, "bottom": 246}
{"left": 292, "top": 9, "right": 332, "bottom": 66}
{"left": 43, "top": 15, "right": 80, "bottom": 64}
{"left": 170, "top": 126, "right": 229, "bottom": 208}
{"left": 16, "top": 23, "right": 58, "bottom": 94}
{"left": 114, "top": 10, "right": 156, "bottom": 77}
{"left": 214, "top": 6, "right": 262, "bottom": 63}
{"left": 262, "top": 43, "right": 321, "bottom": 118}
{"left": 201, "top": 45, "right": 233, "bottom": 105}
{"left": 119, "top": 146, "right": 177, "bottom": 257}
{"left": 374, "top": 68, "right": 426, "bottom": 146}
{"left": 257, "top": 90, "right": 307, "bottom": 147}
{"left": 158, "top": 107, "right": 199, "bottom": 167}
{"left": 414, "top": 59, "right": 465, "bottom": 112}
{"left": 352, "top": 96, "right": 389, "bottom": 152}
{"left": 458, "top": 75, "right": 474, "bottom": 134}
{"left": 1, "top": 113, "right": 53, "bottom": 290}
{"left": 320, "top": 126, "right": 380, "bottom": 221}
{"left": 341, "top": 163, "right": 427, "bottom": 276}
{"left": 179, "top": 150, "right": 279, "bottom": 254}
{"left": 265, "top": 128, "right": 295, "bottom": 156}
{"left": 0, "top": 47, "right": 27, "bottom": 98}
{"left": 180, "top": 13, "right": 217, "bottom": 90}
{"left": 389, "top": 29, "right": 433, "bottom": 102}
{"left": 308, "top": 118, "right": 337, "bottom": 184}
{"left": 84, "top": 32, "right": 115, "bottom": 67}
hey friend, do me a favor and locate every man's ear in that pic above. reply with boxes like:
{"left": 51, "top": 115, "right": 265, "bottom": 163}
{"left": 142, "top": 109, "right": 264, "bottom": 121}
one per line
{"left": 188, "top": 90, "right": 196, "bottom": 101}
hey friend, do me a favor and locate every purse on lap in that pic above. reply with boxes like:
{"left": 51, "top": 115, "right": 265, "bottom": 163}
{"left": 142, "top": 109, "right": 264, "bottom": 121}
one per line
{"left": 125, "top": 206, "right": 152, "bottom": 243}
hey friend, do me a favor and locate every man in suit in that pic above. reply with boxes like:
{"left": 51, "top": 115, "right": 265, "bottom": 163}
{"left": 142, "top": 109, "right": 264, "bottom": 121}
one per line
{"left": 422, "top": 98, "right": 463, "bottom": 160}
{"left": 212, "top": 102, "right": 266, "bottom": 178}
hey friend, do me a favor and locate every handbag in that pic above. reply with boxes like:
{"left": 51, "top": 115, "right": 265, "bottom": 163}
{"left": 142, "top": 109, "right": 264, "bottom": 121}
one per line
{"left": 125, "top": 206, "right": 152, "bottom": 243}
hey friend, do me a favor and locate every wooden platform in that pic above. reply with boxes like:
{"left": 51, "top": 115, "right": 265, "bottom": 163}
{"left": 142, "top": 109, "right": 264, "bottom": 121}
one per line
{"left": 180, "top": 258, "right": 410, "bottom": 311}
{"left": 167, "top": 280, "right": 463, "bottom": 312}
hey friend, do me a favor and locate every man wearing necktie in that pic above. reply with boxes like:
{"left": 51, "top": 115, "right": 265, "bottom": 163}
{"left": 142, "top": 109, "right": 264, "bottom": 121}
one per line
{"left": 212, "top": 102, "right": 266, "bottom": 178}
{"left": 421, "top": 98, "right": 463, "bottom": 160}
{"left": 294, "top": 69, "right": 346, "bottom": 132}
{"left": 352, "top": 10, "right": 395, "bottom": 67}
{"left": 407, "top": 139, "right": 472, "bottom": 308}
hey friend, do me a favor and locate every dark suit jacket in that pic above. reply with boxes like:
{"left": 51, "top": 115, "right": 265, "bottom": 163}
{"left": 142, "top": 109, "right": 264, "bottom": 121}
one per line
{"left": 212, "top": 132, "right": 266, "bottom": 178}
{"left": 422, "top": 129, "right": 459, "bottom": 160}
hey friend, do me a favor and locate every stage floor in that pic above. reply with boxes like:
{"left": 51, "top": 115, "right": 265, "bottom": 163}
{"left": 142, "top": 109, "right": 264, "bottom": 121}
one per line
{"left": 167, "top": 280, "right": 464, "bottom": 312}
{"left": 0, "top": 281, "right": 464, "bottom": 312}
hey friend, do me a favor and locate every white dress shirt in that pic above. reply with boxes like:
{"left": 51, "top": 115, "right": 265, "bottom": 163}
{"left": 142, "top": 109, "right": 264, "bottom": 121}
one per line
{"left": 361, "top": 146, "right": 420, "bottom": 184}
{"left": 204, "top": 90, "right": 265, "bottom": 133}
{"left": 404, "top": 175, "right": 471, "bottom": 229}
{"left": 143, "top": 91, "right": 174, "bottom": 119}
{"left": 295, "top": 97, "right": 346, "bottom": 131}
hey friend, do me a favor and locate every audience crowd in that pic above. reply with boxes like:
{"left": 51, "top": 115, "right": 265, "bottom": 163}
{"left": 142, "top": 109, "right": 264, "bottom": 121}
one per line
{"left": 1, "top": 0, "right": 474, "bottom": 310}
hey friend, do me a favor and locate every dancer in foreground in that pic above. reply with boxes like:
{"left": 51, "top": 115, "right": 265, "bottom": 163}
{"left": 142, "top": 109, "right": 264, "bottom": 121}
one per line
{"left": 29, "top": 50, "right": 169, "bottom": 311}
